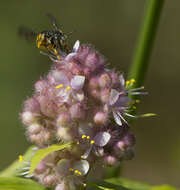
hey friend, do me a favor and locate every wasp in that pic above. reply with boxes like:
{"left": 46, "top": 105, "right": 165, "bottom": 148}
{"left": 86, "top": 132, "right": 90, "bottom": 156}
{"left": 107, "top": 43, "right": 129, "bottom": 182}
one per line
{"left": 18, "top": 14, "right": 71, "bottom": 60}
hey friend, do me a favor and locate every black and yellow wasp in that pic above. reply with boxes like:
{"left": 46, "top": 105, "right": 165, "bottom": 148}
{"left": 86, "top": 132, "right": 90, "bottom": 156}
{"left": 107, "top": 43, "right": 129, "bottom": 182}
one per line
{"left": 18, "top": 14, "right": 71, "bottom": 60}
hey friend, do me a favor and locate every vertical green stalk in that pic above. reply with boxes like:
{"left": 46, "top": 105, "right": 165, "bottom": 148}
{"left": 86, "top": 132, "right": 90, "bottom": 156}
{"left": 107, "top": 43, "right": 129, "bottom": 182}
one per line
{"left": 108, "top": 0, "right": 165, "bottom": 179}
{"left": 128, "top": 0, "right": 165, "bottom": 87}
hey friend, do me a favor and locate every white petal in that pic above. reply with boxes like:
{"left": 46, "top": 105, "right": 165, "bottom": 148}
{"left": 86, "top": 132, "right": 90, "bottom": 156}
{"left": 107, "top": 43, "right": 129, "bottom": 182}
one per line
{"left": 119, "top": 74, "right": 125, "bottom": 86}
{"left": 113, "top": 111, "right": 122, "bottom": 126}
{"left": 73, "top": 92, "right": 84, "bottom": 102}
{"left": 71, "top": 75, "right": 85, "bottom": 90}
{"left": 73, "top": 40, "right": 80, "bottom": 52}
{"left": 94, "top": 132, "right": 111, "bottom": 147}
{"left": 73, "top": 160, "right": 89, "bottom": 176}
{"left": 65, "top": 52, "right": 77, "bottom": 61}
{"left": 117, "top": 112, "right": 127, "bottom": 124}
{"left": 57, "top": 159, "right": 71, "bottom": 176}
{"left": 51, "top": 71, "right": 69, "bottom": 85}
{"left": 109, "top": 89, "right": 120, "bottom": 105}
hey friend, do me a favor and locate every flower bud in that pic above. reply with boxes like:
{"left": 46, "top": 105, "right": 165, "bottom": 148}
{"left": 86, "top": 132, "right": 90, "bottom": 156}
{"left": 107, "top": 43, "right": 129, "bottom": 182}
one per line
{"left": 98, "top": 73, "right": 111, "bottom": 88}
{"left": 28, "top": 123, "right": 43, "bottom": 134}
{"left": 104, "top": 155, "right": 117, "bottom": 166}
{"left": 35, "top": 80, "right": 48, "bottom": 93}
{"left": 56, "top": 127, "right": 75, "bottom": 141}
{"left": 110, "top": 72, "right": 119, "bottom": 86}
{"left": 38, "top": 96, "right": 57, "bottom": 118}
{"left": 122, "top": 133, "right": 136, "bottom": 147}
{"left": 56, "top": 113, "right": 71, "bottom": 127}
{"left": 91, "top": 89, "right": 100, "bottom": 99}
{"left": 35, "top": 160, "right": 47, "bottom": 174}
{"left": 24, "top": 97, "right": 40, "bottom": 113}
{"left": 43, "top": 174, "right": 56, "bottom": 186}
{"left": 29, "top": 130, "right": 51, "bottom": 145}
{"left": 115, "top": 141, "right": 126, "bottom": 151}
{"left": 21, "top": 111, "right": 36, "bottom": 125}
{"left": 100, "top": 88, "right": 110, "bottom": 103}
{"left": 94, "top": 112, "right": 108, "bottom": 125}
{"left": 88, "top": 77, "right": 98, "bottom": 90}
{"left": 69, "top": 103, "right": 85, "bottom": 119}
{"left": 55, "top": 182, "right": 69, "bottom": 190}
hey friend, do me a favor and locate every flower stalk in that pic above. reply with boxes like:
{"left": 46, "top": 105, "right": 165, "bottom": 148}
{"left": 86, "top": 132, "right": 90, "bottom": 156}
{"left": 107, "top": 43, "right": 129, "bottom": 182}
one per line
{"left": 128, "top": 0, "right": 165, "bottom": 88}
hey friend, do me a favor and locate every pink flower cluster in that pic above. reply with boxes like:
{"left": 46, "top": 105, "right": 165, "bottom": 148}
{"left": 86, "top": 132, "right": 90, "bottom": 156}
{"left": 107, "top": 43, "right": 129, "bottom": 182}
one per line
{"left": 21, "top": 41, "right": 139, "bottom": 190}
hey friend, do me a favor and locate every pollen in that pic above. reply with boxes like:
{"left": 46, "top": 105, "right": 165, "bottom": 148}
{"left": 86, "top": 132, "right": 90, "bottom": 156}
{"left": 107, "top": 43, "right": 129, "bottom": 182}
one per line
{"left": 130, "top": 79, "right": 135, "bottom": 85}
{"left": 56, "top": 84, "right": 64, "bottom": 89}
{"left": 82, "top": 135, "right": 87, "bottom": 139}
{"left": 64, "top": 86, "right": 71, "bottom": 92}
{"left": 86, "top": 136, "right": 90, "bottom": 140}
{"left": 18, "top": 155, "right": 23, "bottom": 163}
{"left": 90, "top": 140, "right": 95, "bottom": 144}
{"left": 74, "top": 170, "right": 82, "bottom": 175}
{"left": 126, "top": 80, "right": 130, "bottom": 86}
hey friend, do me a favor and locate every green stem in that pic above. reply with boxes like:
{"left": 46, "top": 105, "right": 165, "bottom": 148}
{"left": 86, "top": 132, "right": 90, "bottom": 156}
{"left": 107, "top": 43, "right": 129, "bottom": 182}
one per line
{"left": 0, "top": 146, "right": 34, "bottom": 177}
{"left": 110, "top": 0, "right": 165, "bottom": 179}
{"left": 128, "top": 0, "right": 165, "bottom": 87}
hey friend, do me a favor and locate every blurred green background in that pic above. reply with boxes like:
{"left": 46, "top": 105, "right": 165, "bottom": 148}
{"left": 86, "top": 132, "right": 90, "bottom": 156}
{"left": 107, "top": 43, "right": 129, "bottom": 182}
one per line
{"left": 0, "top": 0, "right": 179, "bottom": 187}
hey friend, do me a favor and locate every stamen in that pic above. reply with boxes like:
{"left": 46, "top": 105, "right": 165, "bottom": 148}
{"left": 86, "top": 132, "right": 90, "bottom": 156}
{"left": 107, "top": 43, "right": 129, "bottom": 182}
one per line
{"left": 130, "top": 79, "right": 135, "bottom": 85}
{"left": 126, "top": 80, "right": 130, "bottom": 86}
{"left": 82, "top": 135, "right": 87, "bottom": 139}
{"left": 129, "top": 92, "right": 148, "bottom": 95}
{"left": 18, "top": 155, "right": 23, "bottom": 163}
{"left": 74, "top": 170, "right": 82, "bottom": 175}
{"left": 56, "top": 84, "right": 63, "bottom": 89}
{"left": 64, "top": 86, "right": 71, "bottom": 92}
{"left": 69, "top": 168, "right": 74, "bottom": 172}
{"left": 128, "top": 86, "right": 145, "bottom": 92}
{"left": 90, "top": 140, "right": 95, "bottom": 144}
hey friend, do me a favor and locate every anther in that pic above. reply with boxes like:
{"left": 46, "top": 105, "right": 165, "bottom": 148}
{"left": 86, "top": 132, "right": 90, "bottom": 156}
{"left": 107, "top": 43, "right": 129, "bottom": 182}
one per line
{"left": 130, "top": 79, "right": 135, "bottom": 84}
{"left": 82, "top": 135, "right": 87, "bottom": 139}
{"left": 18, "top": 155, "right": 23, "bottom": 163}
{"left": 64, "top": 86, "right": 71, "bottom": 92}
{"left": 90, "top": 140, "right": 95, "bottom": 144}
{"left": 126, "top": 80, "right": 130, "bottom": 86}
{"left": 56, "top": 84, "right": 63, "bottom": 89}
{"left": 69, "top": 168, "right": 74, "bottom": 171}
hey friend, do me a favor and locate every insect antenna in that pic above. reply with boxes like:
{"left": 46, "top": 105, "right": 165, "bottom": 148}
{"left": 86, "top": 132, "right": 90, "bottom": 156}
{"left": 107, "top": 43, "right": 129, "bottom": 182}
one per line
{"left": 46, "top": 13, "right": 60, "bottom": 31}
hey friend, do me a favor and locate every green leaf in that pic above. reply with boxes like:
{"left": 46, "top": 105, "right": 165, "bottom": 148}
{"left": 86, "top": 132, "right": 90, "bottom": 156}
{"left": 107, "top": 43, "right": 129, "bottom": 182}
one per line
{"left": 29, "top": 142, "right": 73, "bottom": 174}
{"left": 106, "top": 177, "right": 151, "bottom": 190}
{"left": 87, "top": 179, "right": 129, "bottom": 190}
{"left": 105, "top": 178, "right": 180, "bottom": 190}
{"left": 151, "top": 185, "right": 178, "bottom": 190}
{"left": 0, "top": 177, "right": 48, "bottom": 190}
